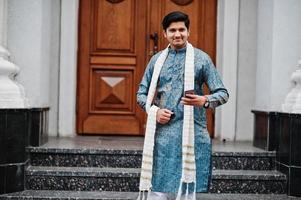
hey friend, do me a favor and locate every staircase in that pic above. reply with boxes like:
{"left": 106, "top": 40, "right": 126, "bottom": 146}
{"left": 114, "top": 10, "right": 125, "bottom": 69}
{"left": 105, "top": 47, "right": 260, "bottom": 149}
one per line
{"left": 0, "top": 137, "right": 294, "bottom": 200}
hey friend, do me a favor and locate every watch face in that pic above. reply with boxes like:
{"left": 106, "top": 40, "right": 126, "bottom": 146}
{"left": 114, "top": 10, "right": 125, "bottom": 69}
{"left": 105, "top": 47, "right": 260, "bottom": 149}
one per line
{"left": 204, "top": 100, "right": 210, "bottom": 108}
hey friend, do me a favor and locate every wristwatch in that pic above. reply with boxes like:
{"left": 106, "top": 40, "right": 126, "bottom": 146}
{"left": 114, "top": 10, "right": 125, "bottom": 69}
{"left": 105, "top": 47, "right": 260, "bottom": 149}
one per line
{"left": 203, "top": 96, "right": 210, "bottom": 108}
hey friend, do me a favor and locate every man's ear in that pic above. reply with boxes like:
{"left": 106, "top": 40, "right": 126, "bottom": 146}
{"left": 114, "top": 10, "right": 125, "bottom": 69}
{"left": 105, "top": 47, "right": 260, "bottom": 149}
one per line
{"left": 187, "top": 29, "right": 190, "bottom": 36}
{"left": 163, "top": 30, "right": 167, "bottom": 38}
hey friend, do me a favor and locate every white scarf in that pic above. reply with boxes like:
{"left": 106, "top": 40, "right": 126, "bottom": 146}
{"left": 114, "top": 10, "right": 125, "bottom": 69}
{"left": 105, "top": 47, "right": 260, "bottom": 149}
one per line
{"left": 138, "top": 42, "right": 196, "bottom": 200}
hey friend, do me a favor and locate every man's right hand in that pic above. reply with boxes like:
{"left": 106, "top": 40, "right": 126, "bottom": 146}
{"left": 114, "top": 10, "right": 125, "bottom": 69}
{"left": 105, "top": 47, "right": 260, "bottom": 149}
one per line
{"left": 156, "top": 109, "right": 174, "bottom": 124}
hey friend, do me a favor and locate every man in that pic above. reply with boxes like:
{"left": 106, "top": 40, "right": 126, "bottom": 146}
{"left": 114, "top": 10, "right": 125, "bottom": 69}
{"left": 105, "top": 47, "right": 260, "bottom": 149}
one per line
{"left": 137, "top": 11, "right": 229, "bottom": 200}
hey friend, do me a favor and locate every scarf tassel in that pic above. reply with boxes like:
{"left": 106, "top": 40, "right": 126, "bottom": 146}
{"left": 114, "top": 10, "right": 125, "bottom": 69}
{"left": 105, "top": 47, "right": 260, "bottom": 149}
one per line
{"left": 141, "top": 191, "right": 146, "bottom": 200}
{"left": 136, "top": 191, "right": 141, "bottom": 200}
{"left": 137, "top": 191, "right": 148, "bottom": 200}
{"left": 186, "top": 183, "right": 189, "bottom": 200}
{"left": 176, "top": 182, "right": 196, "bottom": 200}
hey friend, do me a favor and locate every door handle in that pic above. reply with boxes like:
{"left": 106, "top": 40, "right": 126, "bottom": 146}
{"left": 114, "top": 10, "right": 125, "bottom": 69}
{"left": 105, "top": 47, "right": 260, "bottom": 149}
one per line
{"left": 150, "top": 32, "right": 158, "bottom": 56}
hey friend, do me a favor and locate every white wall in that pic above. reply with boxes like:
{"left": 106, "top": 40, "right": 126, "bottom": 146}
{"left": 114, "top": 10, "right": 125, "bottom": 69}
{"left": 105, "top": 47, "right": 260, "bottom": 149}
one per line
{"left": 216, "top": 0, "right": 239, "bottom": 141}
{"left": 0, "top": 0, "right": 7, "bottom": 47}
{"left": 255, "top": 0, "right": 301, "bottom": 111}
{"left": 48, "top": 0, "right": 61, "bottom": 136}
{"left": 271, "top": 0, "right": 301, "bottom": 110}
{"left": 235, "top": 0, "right": 258, "bottom": 141}
{"left": 7, "top": 0, "right": 61, "bottom": 136}
{"left": 58, "top": 0, "right": 78, "bottom": 137}
{"left": 215, "top": 0, "right": 225, "bottom": 140}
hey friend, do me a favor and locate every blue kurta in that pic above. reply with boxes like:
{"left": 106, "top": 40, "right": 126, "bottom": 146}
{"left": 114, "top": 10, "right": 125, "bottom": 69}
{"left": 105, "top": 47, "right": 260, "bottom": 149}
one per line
{"left": 137, "top": 46, "right": 229, "bottom": 193}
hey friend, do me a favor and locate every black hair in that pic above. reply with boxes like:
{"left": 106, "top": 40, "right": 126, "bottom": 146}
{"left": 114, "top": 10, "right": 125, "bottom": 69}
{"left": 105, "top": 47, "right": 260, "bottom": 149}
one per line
{"left": 162, "top": 11, "right": 190, "bottom": 31}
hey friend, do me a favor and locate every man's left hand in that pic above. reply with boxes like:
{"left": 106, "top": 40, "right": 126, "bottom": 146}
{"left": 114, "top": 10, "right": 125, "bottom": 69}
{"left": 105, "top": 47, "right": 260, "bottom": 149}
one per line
{"left": 181, "top": 94, "right": 207, "bottom": 107}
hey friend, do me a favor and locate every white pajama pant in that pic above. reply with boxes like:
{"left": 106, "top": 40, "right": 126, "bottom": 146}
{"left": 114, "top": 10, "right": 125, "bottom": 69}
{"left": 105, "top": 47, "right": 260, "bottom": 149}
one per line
{"left": 147, "top": 191, "right": 194, "bottom": 200}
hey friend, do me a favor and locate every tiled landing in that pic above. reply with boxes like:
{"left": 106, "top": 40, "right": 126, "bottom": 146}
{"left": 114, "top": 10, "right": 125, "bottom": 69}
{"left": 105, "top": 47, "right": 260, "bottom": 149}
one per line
{"left": 27, "top": 136, "right": 273, "bottom": 152}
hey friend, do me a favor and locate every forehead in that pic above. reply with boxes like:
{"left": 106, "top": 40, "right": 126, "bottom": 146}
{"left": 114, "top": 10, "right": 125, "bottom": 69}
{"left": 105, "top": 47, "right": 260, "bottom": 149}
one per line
{"left": 166, "top": 21, "right": 187, "bottom": 30}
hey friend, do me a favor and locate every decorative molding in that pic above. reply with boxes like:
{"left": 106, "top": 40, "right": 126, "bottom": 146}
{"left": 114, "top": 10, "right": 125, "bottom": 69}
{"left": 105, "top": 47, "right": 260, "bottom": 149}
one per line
{"left": 0, "top": 0, "right": 28, "bottom": 108}
{"left": 106, "top": 0, "right": 124, "bottom": 4}
{"left": 282, "top": 60, "right": 301, "bottom": 113}
{"left": 100, "top": 77, "right": 125, "bottom": 104}
{"left": 92, "top": 70, "right": 133, "bottom": 113}
{"left": 0, "top": 52, "right": 29, "bottom": 108}
{"left": 170, "top": 0, "right": 193, "bottom": 6}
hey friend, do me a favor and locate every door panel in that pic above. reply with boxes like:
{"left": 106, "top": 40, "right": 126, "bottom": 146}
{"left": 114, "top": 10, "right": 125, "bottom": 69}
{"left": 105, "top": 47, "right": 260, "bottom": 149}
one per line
{"left": 77, "top": 0, "right": 146, "bottom": 135}
{"left": 90, "top": 69, "right": 134, "bottom": 113}
{"left": 92, "top": 0, "right": 135, "bottom": 53}
{"left": 77, "top": 0, "right": 217, "bottom": 136}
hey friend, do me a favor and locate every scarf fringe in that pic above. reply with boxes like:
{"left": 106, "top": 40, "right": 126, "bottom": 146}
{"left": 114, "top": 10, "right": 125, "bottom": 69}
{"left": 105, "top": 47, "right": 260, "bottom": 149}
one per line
{"left": 176, "top": 182, "right": 196, "bottom": 200}
{"left": 142, "top": 191, "right": 146, "bottom": 200}
{"left": 147, "top": 191, "right": 151, "bottom": 199}
{"left": 175, "top": 181, "right": 183, "bottom": 200}
{"left": 192, "top": 185, "right": 196, "bottom": 200}
{"left": 137, "top": 184, "right": 196, "bottom": 200}
{"left": 137, "top": 191, "right": 148, "bottom": 200}
{"left": 136, "top": 191, "right": 140, "bottom": 200}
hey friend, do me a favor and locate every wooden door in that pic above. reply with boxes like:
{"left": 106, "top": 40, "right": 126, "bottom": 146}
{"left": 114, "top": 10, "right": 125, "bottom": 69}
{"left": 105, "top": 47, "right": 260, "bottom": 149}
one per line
{"left": 77, "top": 0, "right": 217, "bottom": 136}
{"left": 77, "top": 0, "right": 147, "bottom": 135}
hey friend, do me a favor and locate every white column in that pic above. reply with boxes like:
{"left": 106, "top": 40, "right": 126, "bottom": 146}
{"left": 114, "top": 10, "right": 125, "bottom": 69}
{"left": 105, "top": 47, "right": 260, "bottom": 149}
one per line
{"left": 0, "top": 0, "right": 28, "bottom": 108}
{"left": 216, "top": 0, "right": 239, "bottom": 141}
{"left": 235, "top": 0, "right": 258, "bottom": 141}
{"left": 255, "top": 0, "right": 301, "bottom": 111}
{"left": 58, "top": 0, "right": 79, "bottom": 137}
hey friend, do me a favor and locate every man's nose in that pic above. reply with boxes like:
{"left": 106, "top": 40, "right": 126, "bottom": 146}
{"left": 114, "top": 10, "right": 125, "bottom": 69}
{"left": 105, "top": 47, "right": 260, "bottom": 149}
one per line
{"left": 174, "top": 31, "right": 181, "bottom": 37}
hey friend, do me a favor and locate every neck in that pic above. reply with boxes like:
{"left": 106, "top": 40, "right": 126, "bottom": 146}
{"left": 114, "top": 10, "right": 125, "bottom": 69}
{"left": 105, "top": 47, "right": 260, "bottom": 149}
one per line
{"left": 170, "top": 42, "right": 188, "bottom": 50}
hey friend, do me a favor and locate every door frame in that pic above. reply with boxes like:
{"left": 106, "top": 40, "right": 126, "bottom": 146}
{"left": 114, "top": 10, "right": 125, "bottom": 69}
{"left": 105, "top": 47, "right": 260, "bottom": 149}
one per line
{"left": 58, "top": 0, "right": 237, "bottom": 139}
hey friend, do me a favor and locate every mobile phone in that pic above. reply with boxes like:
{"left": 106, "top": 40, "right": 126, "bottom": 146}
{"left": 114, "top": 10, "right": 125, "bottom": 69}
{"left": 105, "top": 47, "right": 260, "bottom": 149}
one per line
{"left": 184, "top": 90, "right": 194, "bottom": 98}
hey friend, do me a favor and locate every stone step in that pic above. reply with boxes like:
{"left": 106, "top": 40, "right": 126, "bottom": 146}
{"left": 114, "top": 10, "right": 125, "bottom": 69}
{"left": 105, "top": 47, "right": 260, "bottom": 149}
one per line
{"left": 1, "top": 190, "right": 299, "bottom": 200}
{"left": 28, "top": 147, "right": 276, "bottom": 170}
{"left": 25, "top": 166, "right": 286, "bottom": 194}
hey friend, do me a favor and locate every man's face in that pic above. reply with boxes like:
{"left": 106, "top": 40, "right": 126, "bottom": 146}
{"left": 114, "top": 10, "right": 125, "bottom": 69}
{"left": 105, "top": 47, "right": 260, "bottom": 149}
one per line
{"left": 164, "top": 21, "right": 189, "bottom": 50}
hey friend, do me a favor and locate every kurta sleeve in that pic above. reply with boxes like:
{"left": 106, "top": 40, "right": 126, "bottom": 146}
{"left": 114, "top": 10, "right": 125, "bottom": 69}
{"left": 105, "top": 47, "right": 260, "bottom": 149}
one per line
{"left": 202, "top": 54, "right": 229, "bottom": 108}
{"left": 136, "top": 54, "right": 158, "bottom": 111}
